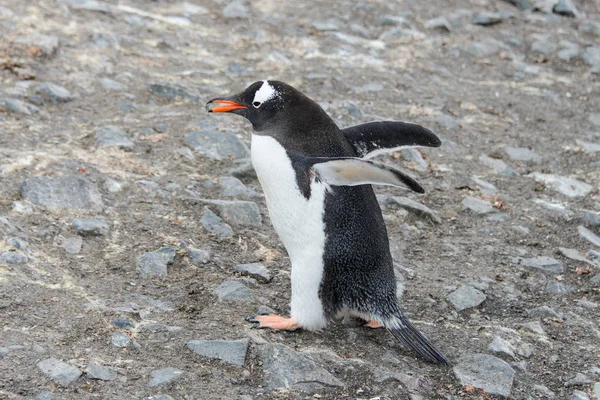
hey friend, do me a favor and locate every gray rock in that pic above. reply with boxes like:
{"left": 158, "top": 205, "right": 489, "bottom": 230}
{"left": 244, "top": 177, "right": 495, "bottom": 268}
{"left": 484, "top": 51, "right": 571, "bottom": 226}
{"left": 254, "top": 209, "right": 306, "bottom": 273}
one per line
{"left": 213, "top": 280, "right": 254, "bottom": 302}
{"left": 504, "top": 147, "right": 542, "bottom": 163}
{"left": 447, "top": 285, "right": 486, "bottom": 311}
{"left": 520, "top": 256, "right": 563, "bottom": 274}
{"left": 435, "top": 114, "right": 460, "bottom": 129}
{"left": 225, "top": 62, "right": 251, "bottom": 77}
{"left": 560, "top": 247, "right": 594, "bottom": 265}
{"left": 379, "top": 15, "right": 411, "bottom": 27}
{"left": 148, "top": 84, "right": 199, "bottom": 102}
{"left": 533, "top": 384, "right": 556, "bottom": 398}
{"left": 111, "top": 332, "right": 130, "bottom": 347}
{"left": 531, "top": 35, "right": 557, "bottom": 55}
{"left": 565, "top": 373, "right": 593, "bottom": 387}
{"left": 312, "top": 19, "right": 339, "bottom": 31}
{"left": 580, "top": 20, "right": 600, "bottom": 37}
{"left": 453, "top": 354, "right": 515, "bottom": 398}
{"left": 187, "top": 248, "right": 210, "bottom": 265}
{"left": 582, "top": 47, "right": 600, "bottom": 73}
{"left": 462, "top": 196, "right": 496, "bottom": 215}
{"left": 553, "top": 0, "right": 578, "bottom": 17}
{"left": 176, "top": 147, "right": 194, "bottom": 160}
{"left": 104, "top": 178, "right": 124, "bottom": 193}
{"left": 37, "top": 358, "right": 82, "bottom": 386}
{"left": 591, "top": 274, "right": 600, "bottom": 286}
{"left": 206, "top": 200, "right": 261, "bottom": 226}
{"left": 14, "top": 33, "right": 60, "bottom": 56}
{"left": 184, "top": 131, "right": 249, "bottom": 160}
{"left": 488, "top": 336, "right": 516, "bottom": 359}
{"left": 401, "top": 148, "right": 428, "bottom": 172}
{"left": 0, "top": 98, "right": 39, "bottom": 115}
{"left": 187, "top": 338, "right": 249, "bottom": 366}
{"left": 143, "top": 396, "right": 174, "bottom": 400}
{"left": 462, "top": 38, "right": 507, "bottom": 57}
{"left": 473, "top": 12, "right": 504, "bottom": 26}
{"left": 110, "top": 317, "right": 135, "bottom": 329}
{"left": 424, "top": 16, "right": 452, "bottom": 32}
{"left": 148, "top": 367, "right": 184, "bottom": 387}
{"left": 86, "top": 364, "right": 117, "bottom": 381}
{"left": 218, "top": 176, "right": 260, "bottom": 199}
{"left": 570, "top": 391, "right": 590, "bottom": 400}
{"left": 0, "top": 251, "right": 27, "bottom": 264}
{"left": 590, "top": 113, "right": 600, "bottom": 127}
{"left": 385, "top": 196, "right": 441, "bottom": 224}
{"left": 594, "top": 382, "right": 600, "bottom": 399}
{"left": 506, "top": 0, "right": 533, "bottom": 10}
{"left": 558, "top": 41, "right": 580, "bottom": 61}
{"left": 578, "top": 226, "right": 600, "bottom": 247}
{"left": 479, "top": 154, "right": 516, "bottom": 176}
{"left": 576, "top": 300, "right": 598, "bottom": 308}
{"left": 61, "top": 236, "right": 83, "bottom": 254}
{"left": 522, "top": 320, "right": 546, "bottom": 335}
{"left": 261, "top": 343, "right": 344, "bottom": 391}
{"left": 96, "top": 125, "right": 134, "bottom": 151}
{"left": 235, "top": 263, "right": 271, "bottom": 282}
{"left": 546, "top": 279, "right": 574, "bottom": 294}
{"left": 469, "top": 178, "right": 498, "bottom": 195}
{"left": 98, "top": 77, "right": 125, "bottom": 91}
{"left": 531, "top": 199, "right": 574, "bottom": 217}
{"left": 201, "top": 208, "right": 234, "bottom": 237}
{"left": 21, "top": 176, "right": 104, "bottom": 211}
{"left": 576, "top": 139, "right": 600, "bottom": 153}
{"left": 137, "top": 248, "right": 176, "bottom": 279}
{"left": 35, "top": 82, "right": 75, "bottom": 103}
{"left": 529, "top": 173, "right": 593, "bottom": 197}
{"left": 71, "top": 218, "right": 109, "bottom": 236}
{"left": 56, "top": 0, "right": 110, "bottom": 13}
{"left": 6, "top": 237, "right": 29, "bottom": 251}
{"left": 222, "top": 0, "right": 248, "bottom": 18}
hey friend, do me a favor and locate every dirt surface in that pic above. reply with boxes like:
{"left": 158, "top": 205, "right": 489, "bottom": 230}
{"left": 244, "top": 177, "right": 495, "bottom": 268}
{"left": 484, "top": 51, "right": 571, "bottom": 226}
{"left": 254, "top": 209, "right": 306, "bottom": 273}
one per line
{"left": 1, "top": 0, "right": 600, "bottom": 399}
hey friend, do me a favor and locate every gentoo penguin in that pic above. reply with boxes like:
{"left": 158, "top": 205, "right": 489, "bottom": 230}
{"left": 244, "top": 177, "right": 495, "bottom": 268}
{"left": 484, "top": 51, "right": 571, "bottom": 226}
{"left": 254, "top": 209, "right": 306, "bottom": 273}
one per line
{"left": 206, "top": 80, "right": 450, "bottom": 365}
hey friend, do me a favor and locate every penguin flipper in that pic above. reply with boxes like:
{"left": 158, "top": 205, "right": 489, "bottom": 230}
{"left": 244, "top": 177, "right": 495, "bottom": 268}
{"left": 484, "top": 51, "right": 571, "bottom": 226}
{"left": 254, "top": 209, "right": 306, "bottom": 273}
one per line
{"left": 341, "top": 121, "right": 441, "bottom": 159}
{"left": 309, "top": 157, "right": 424, "bottom": 193}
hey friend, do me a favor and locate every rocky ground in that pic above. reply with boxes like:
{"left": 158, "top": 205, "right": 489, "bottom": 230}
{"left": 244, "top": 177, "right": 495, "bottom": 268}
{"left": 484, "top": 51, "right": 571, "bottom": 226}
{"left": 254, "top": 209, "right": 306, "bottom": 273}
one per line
{"left": 1, "top": 0, "right": 600, "bottom": 399}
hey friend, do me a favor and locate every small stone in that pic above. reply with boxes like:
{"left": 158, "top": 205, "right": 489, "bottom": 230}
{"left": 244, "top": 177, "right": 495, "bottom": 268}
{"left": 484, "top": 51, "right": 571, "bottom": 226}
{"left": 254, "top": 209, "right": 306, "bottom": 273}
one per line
{"left": 531, "top": 199, "right": 574, "bottom": 217}
{"left": 576, "top": 300, "right": 597, "bottom": 308}
{"left": 424, "top": 16, "right": 452, "bottom": 32}
{"left": 385, "top": 196, "right": 441, "bottom": 223}
{"left": 218, "top": 176, "right": 260, "bottom": 199}
{"left": 86, "top": 364, "right": 117, "bottom": 381}
{"left": 594, "top": 382, "right": 600, "bottom": 399}
{"left": 98, "top": 77, "right": 125, "bottom": 91}
{"left": 578, "top": 226, "right": 600, "bottom": 247}
{"left": 14, "top": 33, "right": 59, "bottom": 56}
{"left": 554, "top": 0, "right": 578, "bottom": 17}
{"left": 401, "top": 148, "right": 428, "bottom": 172}
{"left": 379, "top": 15, "right": 411, "bottom": 27}
{"left": 222, "top": 0, "right": 248, "bottom": 19}
{"left": 558, "top": 41, "right": 580, "bottom": 61}
{"left": 148, "top": 84, "right": 199, "bottom": 102}
{"left": 71, "top": 218, "right": 109, "bottom": 236}
{"left": 21, "top": 176, "right": 104, "bottom": 211}
{"left": 527, "top": 306, "right": 563, "bottom": 319}
{"left": 531, "top": 35, "right": 557, "bottom": 55}
{"left": 184, "top": 131, "right": 249, "bottom": 160}
{"left": 176, "top": 147, "right": 194, "bottom": 160}
{"left": 522, "top": 321, "right": 546, "bottom": 336}
{"left": 565, "top": 373, "right": 593, "bottom": 387}
{"left": 61, "top": 236, "right": 83, "bottom": 254}
{"left": 479, "top": 154, "right": 516, "bottom": 176}
{"left": 111, "top": 332, "right": 131, "bottom": 347}
{"left": 110, "top": 317, "right": 135, "bottom": 329}
{"left": 312, "top": 19, "right": 339, "bottom": 31}
{"left": 473, "top": 12, "right": 504, "bottom": 26}
{"left": 96, "top": 125, "right": 134, "bottom": 151}
{"left": 187, "top": 248, "right": 210, "bottom": 265}
{"left": 148, "top": 367, "right": 184, "bottom": 387}
{"left": 56, "top": 0, "right": 110, "bottom": 13}
{"left": 462, "top": 38, "right": 507, "bottom": 57}
{"left": 0, "top": 98, "right": 39, "bottom": 115}
{"left": 504, "top": 147, "right": 542, "bottom": 163}
{"left": 546, "top": 279, "right": 574, "bottom": 294}
{"left": 533, "top": 384, "right": 556, "bottom": 398}
{"left": 576, "top": 140, "right": 600, "bottom": 153}
{"left": 447, "top": 285, "right": 486, "bottom": 311}
{"left": 580, "top": 20, "right": 600, "bottom": 37}
{"left": 520, "top": 256, "right": 563, "bottom": 274}
{"left": 206, "top": 200, "right": 262, "bottom": 226}
{"left": 35, "top": 82, "right": 75, "bottom": 103}
{"left": 488, "top": 336, "right": 516, "bottom": 359}
{"left": 6, "top": 237, "right": 29, "bottom": 251}
{"left": 213, "top": 280, "right": 254, "bottom": 302}
{"left": 143, "top": 396, "right": 174, "bottom": 400}
{"left": 570, "top": 391, "right": 590, "bottom": 400}
{"left": 453, "top": 354, "right": 515, "bottom": 398}
{"left": 0, "top": 251, "right": 27, "bottom": 264}
{"left": 591, "top": 274, "right": 600, "bottom": 286}
{"left": 435, "top": 114, "right": 460, "bottom": 129}
{"left": 201, "top": 208, "right": 234, "bottom": 237}
{"left": 583, "top": 47, "right": 600, "bottom": 73}
{"left": 104, "top": 178, "right": 123, "bottom": 193}
{"left": 559, "top": 248, "right": 594, "bottom": 265}
{"left": 187, "top": 338, "right": 250, "bottom": 366}
{"left": 37, "top": 358, "right": 82, "bottom": 386}
{"left": 517, "top": 342, "right": 534, "bottom": 358}
{"left": 529, "top": 173, "right": 593, "bottom": 198}
{"left": 235, "top": 263, "right": 271, "bottom": 282}
{"left": 462, "top": 196, "right": 496, "bottom": 215}
{"left": 137, "top": 248, "right": 176, "bottom": 279}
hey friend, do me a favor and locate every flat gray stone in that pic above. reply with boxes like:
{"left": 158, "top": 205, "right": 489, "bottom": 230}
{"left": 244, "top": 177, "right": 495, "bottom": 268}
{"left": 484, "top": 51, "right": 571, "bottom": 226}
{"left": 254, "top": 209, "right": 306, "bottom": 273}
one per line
{"left": 473, "top": 12, "right": 504, "bottom": 26}
{"left": 462, "top": 37, "right": 507, "bottom": 57}
{"left": 529, "top": 173, "right": 593, "bottom": 198}
{"left": 546, "top": 279, "right": 574, "bottom": 294}
{"left": 184, "top": 131, "right": 249, "bottom": 160}
{"left": 471, "top": 177, "right": 498, "bottom": 194}
{"left": 578, "top": 226, "right": 600, "bottom": 247}
{"left": 520, "top": 256, "right": 563, "bottom": 274}
{"left": 522, "top": 320, "right": 546, "bottom": 335}
{"left": 580, "top": 20, "right": 600, "bottom": 37}
{"left": 504, "top": 147, "right": 542, "bottom": 163}
{"left": 37, "top": 358, "right": 82, "bottom": 386}
{"left": 531, "top": 35, "right": 557, "bottom": 55}
{"left": 206, "top": 200, "right": 261, "bottom": 226}
{"left": 148, "top": 84, "right": 199, "bottom": 102}
{"left": 447, "top": 285, "right": 486, "bottom": 311}
{"left": 96, "top": 125, "right": 134, "bottom": 151}
{"left": 576, "top": 140, "right": 600, "bottom": 153}
{"left": 565, "top": 373, "right": 593, "bottom": 387}
{"left": 218, "top": 176, "right": 260, "bottom": 199}
{"left": 594, "top": 382, "right": 600, "bottom": 399}
{"left": 479, "top": 154, "right": 516, "bottom": 176}
{"left": 531, "top": 199, "right": 574, "bottom": 217}
{"left": 148, "top": 367, "right": 184, "bottom": 387}
{"left": 213, "top": 280, "right": 254, "bottom": 302}
{"left": 533, "top": 384, "right": 556, "bottom": 398}
{"left": 386, "top": 196, "right": 441, "bottom": 223}
{"left": 462, "top": 196, "right": 496, "bottom": 215}
{"left": 111, "top": 332, "right": 130, "bottom": 347}
{"left": 187, "top": 248, "right": 210, "bottom": 265}
{"left": 56, "top": 0, "right": 110, "bottom": 13}
{"left": 453, "top": 354, "right": 515, "bottom": 398}
{"left": 488, "top": 336, "right": 515, "bottom": 359}
{"left": 137, "top": 248, "right": 176, "bottom": 279}
{"left": 570, "top": 391, "right": 590, "bottom": 400}
{"left": 86, "top": 364, "right": 117, "bottom": 381}
{"left": 201, "top": 208, "right": 233, "bottom": 237}
{"left": 61, "top": 236, "right": 83, "bottom": 254}
{"left": 590, "top": 113, "right": 600, "bottom": 127}
{"left": 554, "top": 0, "right": 578, "bottom": 17}
{"left": 98, "top": 77, "right": 125, "bottom": 91}
{"left": 71, "top": 218, "right": 109, "bottom": 236}
{"left": 143, "top": 396, "right": 175, "bottom": 400}
{"left": 222, "top": 0, "right": 248, "bottom": 18}
{"left": 591, "top": 274, "right": 600, "bottom": 286}
{"left": 527, "top": 305, "right": 563, "bottom": 319}
{"left": 261, "top": 343, "right": 344, "bottom": 391}
{"left": 35, "top": 82, "right": 75, "bottom": 103}
{"left": 401, "top": 148, "right": 428, "bottom": 172}
{"left": 187, "top": 338, "right": 249, "bottom": 366}
{"left": 235, "top": 263, "right": 271, "bottom": 282}
{"left": 424, "top": 16, "right": 452, "bottom": 32}
{"left": 0, "top": 98, "right": 39, "bottom": 115}
{"left": 559, "top": 247, "right": 594, "bottom": 265}
{"left": 21, "top": 176, "right": 104, "bottom": 211}
{"left": 14, "top": 33, "right": 59, "bottom": 55}
{"left": 0, "top": 251, "right": 27, "bottom": 264}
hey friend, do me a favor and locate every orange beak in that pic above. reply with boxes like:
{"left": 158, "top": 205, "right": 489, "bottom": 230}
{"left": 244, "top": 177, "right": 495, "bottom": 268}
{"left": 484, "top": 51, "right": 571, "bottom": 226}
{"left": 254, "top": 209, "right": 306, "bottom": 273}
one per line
{"left": 206, "top": 99, "right": 247, "bottom": 113}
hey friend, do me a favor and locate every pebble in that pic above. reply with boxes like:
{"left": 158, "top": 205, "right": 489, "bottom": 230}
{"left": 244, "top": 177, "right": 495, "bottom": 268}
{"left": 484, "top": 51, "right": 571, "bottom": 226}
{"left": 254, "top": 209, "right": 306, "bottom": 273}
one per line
{"left": 14, "top": 33, "right": 60, "bottom": 56}
{"left": 37, "top": 358, "right": 82, "bottom": 386}
{"left": 213, "top": 280, "right": 254, "bottom": 302}
{"left": 471, "top": 177, "right": 498, "bottom": 194}
{"left": 533, "top": 384, "right": 556, "bottom": 398}
{"left": 488, "top": 336, "right": 516, "bottom": 359}
{"left": 57, "top": 0, "right": 110, "bottom": 13}
{"left": 144, "top": 395, "right": 175, "bottom": 400}
{"left": 504, "top": 147, "right": 542, "bottom": 163}
{"left": 578, "top": 226, "right": 600, "bottom": 247}
{"left": 148, "top": 367, "right": 184, "bottom": 387}
{"left": 261, "top": 343, "right": 344, "bottom": 391}
{"left": 447, "top": 285, "right": 486, "bottom": 311}
{"left": 218, "top": 176, "right": 260, "bottom": 199}
{"left": 424, "top": 16, "right": 452, "bottom": 32}
{"left": 0, "top": 98, "right": 39, "bottom": 115}
{"left": 379, "top": 15, "right": 411, "bottom": 27}
{"left": 184, "top": 131, "right": 249, "bottom": 160}
{"left": 0, "top": 251, "right": 28, "bottom": 264}
{"left": 473, "top": 12, "right": 504, "bottom": 26}
{"left": 479, "top": 154, "right": 516, "bottom": 176}
{"left": 522, "top": 320, "right": 546, "bottom": 336}
{"left": 148, "top": 84, "right": 200, "bottom": 102}
{"left": 186, "top": 338, "right": 250, "bottom": 366}
{"left": 591, "top": 274, "right": 600, "bottom": 286}
{"left": 205, "top": 200, "right": 262, "bottom": 226}
{"left": 462, "top": 38, "right": 507, "bottom": 57}
{"left": 104, "top": 178, "right": 124, "bottom": 193}
{"left": 34, "top": 82, "right": 75, "bottom": 103}
{"left": 235, "top": 263, "right": 271, "bottom": 282}
{"left": 435, "top": 114, "right": 460, "bottom": 129}
{"left": 528, "top": 173, "right": 593, "bottom": 198}
{"left": 401, "top": 148, "right": 428, "bottom": 172}
{"left": 71, "top": 218, "right": 109, "bottom": 236}
{"left": 531, "top": 35, "right": 557, "bottom": 55}
{"left": 583, "top": 212, "right": 600, "bottom": 227}
{"left": 580, "top": 20, "right": 600, "bottom": 37}
{"left": 594, "top": 382, "right": 600, "bottom": 399}
{"left": 384, "top": 196, "right": 441, "bottom": 224}
{"left": 565, "top": 373, "right": 593, "bottom": 387}
{"left": 527, "top": 305, "right": 563, "bottom": 319}
{"left": 98, "top": 77, "right": 125, "bottom": 91}
{"left": 6, "top": 237, "right": 29, "bottom": 251}
{"left": 137, "top": 248, "right": 176, "bottom": 279}
{"left": 86, "top": 364, "right": 117, "bottom": 381}
{"left": 576, "top": 300, "right": 598, "bottom": 308}
{"left": 462, "top": 196, "right": 496, "bottom": 215}
{"left": 21, "top": 176, "right": 104, "bottom": 211}
{"left": 96, "top": 125, "right": 134, "bottom": 151}
{"left": 201, "top": 208, "right": 234, "bottom": 237}
{"left": 111, "top": 332, "right": 131, "bottom": 347}
{"left": 582, "top": 46, "right": 600, "bottom": 73}
{"left": 558, "top": 40, "right": 580, "bottom": 61}
{"left": 554, "top": 0, "right": 578, "bottom": 17}
{"left": 187, "top": 248, "right": 210, "bottom": 265}
{"left": 531, "top": 199, "right": 574, "bottom": 217}
{"left": 110, "top": 317, "right": 135, "bottom": 329}
{"left": 590, "top": 114, "right": 600, "bottom": 127}
{"left": 61, "top": 236, "right": 83, "bottom": 254}
{"left": 222, "top": 0, "right": 248, "bottom": 19}
{"left": 570, "top": 391, "right": 590, "bottom": 400}
{"left": 453, "top": 354, "right": 515, "bottom": 398}
{"left": 546, "top": 279, "right": 574, "bottom": 294}
{"left": 520, "top": 256, "right": 563, "bottom": 274}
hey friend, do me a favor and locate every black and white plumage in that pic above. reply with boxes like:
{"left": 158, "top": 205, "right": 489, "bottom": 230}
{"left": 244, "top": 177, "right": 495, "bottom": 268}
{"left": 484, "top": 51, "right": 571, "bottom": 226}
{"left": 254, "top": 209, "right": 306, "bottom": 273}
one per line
{"left": 206, "top": 80, "right": 450, "bottom": 365}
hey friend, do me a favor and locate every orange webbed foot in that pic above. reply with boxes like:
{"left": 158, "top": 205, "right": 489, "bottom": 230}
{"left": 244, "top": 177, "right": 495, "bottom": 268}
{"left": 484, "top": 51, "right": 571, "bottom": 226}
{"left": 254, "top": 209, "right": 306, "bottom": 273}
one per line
{"left": 245, "top": 314, "right": 299, "bottom": 331}
{"left": 364, "top": 319, "right": 384, "bottom": 329}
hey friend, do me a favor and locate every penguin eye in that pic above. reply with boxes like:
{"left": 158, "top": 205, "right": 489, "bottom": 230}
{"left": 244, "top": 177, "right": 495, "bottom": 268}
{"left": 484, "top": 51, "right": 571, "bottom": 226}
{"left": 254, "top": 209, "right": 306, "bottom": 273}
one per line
{"left": 252, "top": 101, "right": 261, "bottom": 108}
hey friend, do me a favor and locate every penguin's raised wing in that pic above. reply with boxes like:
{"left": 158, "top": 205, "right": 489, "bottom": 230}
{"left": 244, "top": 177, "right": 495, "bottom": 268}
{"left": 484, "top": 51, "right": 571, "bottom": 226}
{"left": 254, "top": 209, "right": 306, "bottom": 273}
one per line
{"left": 308, "top": 157, "right": 424, "bottom": 193}
{"left": 342, "top": 121, "right": 441, "bottom": 159}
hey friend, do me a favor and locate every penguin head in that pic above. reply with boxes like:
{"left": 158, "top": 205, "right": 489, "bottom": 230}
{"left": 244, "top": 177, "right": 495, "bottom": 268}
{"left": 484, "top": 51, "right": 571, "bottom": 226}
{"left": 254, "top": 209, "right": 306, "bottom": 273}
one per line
{"left": 206, "top": 80, "right": 302, "bottom": 131}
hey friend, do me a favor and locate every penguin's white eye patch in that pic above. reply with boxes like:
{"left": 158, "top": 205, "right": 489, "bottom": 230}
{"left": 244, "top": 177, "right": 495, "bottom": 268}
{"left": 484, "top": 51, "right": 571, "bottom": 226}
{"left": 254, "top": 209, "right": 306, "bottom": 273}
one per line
{"left": 253, "top": 101, "right": 261, "bottom": 108}
{"left": 253, "top": 80, "right": 278, "bottom": 106}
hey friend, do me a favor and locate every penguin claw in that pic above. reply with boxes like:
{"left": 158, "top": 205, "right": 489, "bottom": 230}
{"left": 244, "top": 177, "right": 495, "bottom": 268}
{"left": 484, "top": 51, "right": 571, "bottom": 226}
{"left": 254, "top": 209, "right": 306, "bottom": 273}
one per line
{"left": 244, "top": 314, "right": 299, "bottom": 331}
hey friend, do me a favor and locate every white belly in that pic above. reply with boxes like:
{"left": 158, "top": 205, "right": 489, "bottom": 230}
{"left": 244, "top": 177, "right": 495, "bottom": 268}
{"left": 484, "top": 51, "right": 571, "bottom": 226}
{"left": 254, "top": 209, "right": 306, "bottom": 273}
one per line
{"left": 251, "top": 134, "right": 328, "bottom": 330}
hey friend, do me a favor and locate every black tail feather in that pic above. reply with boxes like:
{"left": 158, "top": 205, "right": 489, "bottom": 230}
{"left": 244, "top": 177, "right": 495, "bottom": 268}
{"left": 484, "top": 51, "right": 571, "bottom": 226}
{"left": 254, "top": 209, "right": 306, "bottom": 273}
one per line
{"left": 386, "top": 312, "right": 451, "bottom": 365}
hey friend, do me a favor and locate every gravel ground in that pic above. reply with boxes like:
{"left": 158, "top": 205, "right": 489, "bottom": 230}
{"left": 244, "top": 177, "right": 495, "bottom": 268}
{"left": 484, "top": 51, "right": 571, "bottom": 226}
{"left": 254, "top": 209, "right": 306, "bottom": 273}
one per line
{"left": 1, "top": 0, "right": 600, "bottom": 399}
